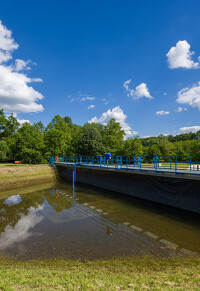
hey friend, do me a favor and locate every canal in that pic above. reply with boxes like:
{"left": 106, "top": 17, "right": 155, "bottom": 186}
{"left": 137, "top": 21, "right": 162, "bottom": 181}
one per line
{"left": 0, "top": 182, "right": 199, "bottom": 260}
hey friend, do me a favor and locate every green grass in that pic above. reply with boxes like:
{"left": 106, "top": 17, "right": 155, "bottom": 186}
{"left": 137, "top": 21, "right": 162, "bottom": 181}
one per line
{"left": 0, "top": 164, "right": 55, "bottom": 192}
{"left": 0, "top": 256, "right": 199, "bottom": 290}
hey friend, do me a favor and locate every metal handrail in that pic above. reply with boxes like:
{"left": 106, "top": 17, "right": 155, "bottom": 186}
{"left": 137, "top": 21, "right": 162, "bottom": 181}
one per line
{"left": 49, "top": 154, "right": 200, "bottom": 175}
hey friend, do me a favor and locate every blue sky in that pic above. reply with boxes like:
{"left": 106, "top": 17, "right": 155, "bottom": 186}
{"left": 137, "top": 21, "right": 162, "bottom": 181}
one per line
{"left": 0, "top": 0, "right": 200, "bottom": 137}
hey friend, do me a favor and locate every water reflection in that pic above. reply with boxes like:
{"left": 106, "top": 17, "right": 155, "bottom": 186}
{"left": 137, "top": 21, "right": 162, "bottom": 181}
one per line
{"left": 0, "top": 205, "right": 44, "bottom": 249}
{"left": 0, "top": 183, "right": 199, "bottom": 260}
{"left": 4, "top": 195, "right": 22, "bottom": 205}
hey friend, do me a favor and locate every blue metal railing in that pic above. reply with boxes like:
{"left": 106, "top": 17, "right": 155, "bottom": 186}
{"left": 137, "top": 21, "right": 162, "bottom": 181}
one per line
{"left": 49, "top": 154, "right": 200, "bottom": 175}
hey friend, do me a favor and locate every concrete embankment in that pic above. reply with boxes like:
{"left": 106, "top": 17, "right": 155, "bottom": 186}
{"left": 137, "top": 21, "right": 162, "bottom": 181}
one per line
{"left": 55, "top": 164, "right": 200, "bottom": 214}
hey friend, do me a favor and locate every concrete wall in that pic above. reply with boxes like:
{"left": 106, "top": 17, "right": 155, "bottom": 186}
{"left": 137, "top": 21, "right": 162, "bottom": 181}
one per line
{"left": 55, "top": 164, "right": 200, "bottom": 214}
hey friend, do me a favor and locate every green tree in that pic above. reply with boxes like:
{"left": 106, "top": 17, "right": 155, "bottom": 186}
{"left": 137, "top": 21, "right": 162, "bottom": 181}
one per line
{"left": 159, "top": 139, "right": 175, "bottom": 155}
{"left": 0, "top": 140, "right": 9, "bottom": 162}
{"left": 44, "top": 128, "right": 70, "bottom": 157}
{"left": 123, "top": 137, "right": 143, "bottom": 156}
{"left": 0, "top": 110, "right": 19, "bottom": 138}
{"left": 0, "top": 109, "right": 7, "bottom": 138}
{"left": 45, "top": 115, "right": 71, "bottom": 157}
{"left": 12, "top": 123, "right": 45, "bottom": 163}
{"left": 63, "top": 116, "right": 73, "bottom": 128}
{"left": 102, "top": 119, "right": 125, "bottom": 155}
{"left": 77, "top": 124, "right": 104, "bottom": 156}
{"left": 148, "top": 144, "right": 161, "bottom": 156}
{"left": 69, "top": 124, "right": 83, "bottom": 155}
{"left": 34, "top": 121, "right": 45, "bottom": 132}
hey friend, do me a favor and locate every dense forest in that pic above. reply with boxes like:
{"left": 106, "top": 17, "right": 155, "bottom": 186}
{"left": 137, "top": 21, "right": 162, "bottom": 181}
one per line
{"left": 0, "top": 109, "right": 200, "bottom": 163}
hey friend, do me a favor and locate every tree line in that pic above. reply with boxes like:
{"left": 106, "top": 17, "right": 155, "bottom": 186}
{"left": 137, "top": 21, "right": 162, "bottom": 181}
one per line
{"left": 0, "top": 109, "right": 200, "bottom": 163}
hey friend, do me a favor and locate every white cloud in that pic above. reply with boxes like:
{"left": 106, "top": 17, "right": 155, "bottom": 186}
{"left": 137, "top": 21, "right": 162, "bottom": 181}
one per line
{"left": 88, "top": 104, "right": 95, "bottom": 109}
{"left": 123, "top": 79, "right": 153, "bottom": 100}
{"left": 81, "top": 96, "right": 96, "bottom": 101}
{"left": 102, "top": 98, "right": 108, "bottom": 105}
{"left": 0, "top": 20, "right": 44, "bottom": 114}
{"left": 14, "top": 59, "right": 31, "bottom": 72}
{"left": 132, "top": 130, "right": 138, "bottom": 135}
{"left": 0, "top": 65, "right": 44, "bottom": 113}
{"left": 0, "top": 50, "right": 12, "bottom": 63}
{"left": 156, "top": 110, "right": 170, "bottom": 115}
{"left": 177, "top": 82, "right": 200, "bottom": 110}
{"left": 17, "top": 118, "right": 31, "bottom": 126}
{"left": 0, "top": 20, "right": 18, "bottom": 64}
{"left": 166, "top": 40, "right": 199, "bottom": 69}
{"left": 89, "top": 106, "right": 137, "bottom": 137}
{"left": 68, "top": 97, "right": 76, "bottom": 103}
{"left": 175, "top": 107, "right": 187, "bottom": 112}
{"left": 175, "top": 107, "right": 183, "bottom": 112}
{"left": 163, "top": 92, "right": 167, "bottom": 96}
{"left": 179, "top": 126, "right": 200, "bottom": 133}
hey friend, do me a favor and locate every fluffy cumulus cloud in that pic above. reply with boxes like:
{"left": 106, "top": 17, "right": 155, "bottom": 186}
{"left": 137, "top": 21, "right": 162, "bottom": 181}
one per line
{"left": 0, "top": 20, "right": 18, "bottom": 63}
{"left": 156, "top": 110, "right": 170, "bottom": 115}
{"left": 0, "top": 20, "right": 44, "bottom": 114}
{"left": 177, "top": 82, "right": 200, "bottom": 110}
{"left": 179, "top": 126, "right": 200, "bottom": 133}
{"left": 89, "top": 106, "right": 137, "bottom": 137}
{"left": 123, "top": 79, "right": 152, "bottom": 100}
{"left": 166, "top": 40, "right": 199, "bottom": 69}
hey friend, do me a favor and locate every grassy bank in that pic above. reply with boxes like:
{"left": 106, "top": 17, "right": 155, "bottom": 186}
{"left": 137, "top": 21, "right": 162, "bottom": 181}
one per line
{"left": 0, "top": 256, "right": 199, "bottom": 290}
{"left": 0, "top": 164, "right": 55, "bottom": 192}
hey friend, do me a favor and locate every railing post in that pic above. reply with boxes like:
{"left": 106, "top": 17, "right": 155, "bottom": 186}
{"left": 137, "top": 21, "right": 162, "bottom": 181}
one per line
{"left": 170, "top": 156, "right": 172, "bottom": 170}
{"left": 74, "top": 164, "right": 76, "bottom": 182}
{"left": 175, "top": 155, "right": 177, "bottom": 173}
{"left": 155, "top": 155, "right": 157, "bottom": 172}
{"left": 190, "top": 155, "right": 192, "bottom": 171}
{"left": 140, "top": 156, "right": 142, "bottom": 171}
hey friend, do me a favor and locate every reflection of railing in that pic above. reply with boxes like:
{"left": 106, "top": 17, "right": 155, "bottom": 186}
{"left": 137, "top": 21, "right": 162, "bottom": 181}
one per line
{"left": 49, "top": 155, "right": 200, "bottom": 175}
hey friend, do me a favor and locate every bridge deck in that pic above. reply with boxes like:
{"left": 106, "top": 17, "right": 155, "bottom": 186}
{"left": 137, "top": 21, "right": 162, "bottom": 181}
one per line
{"left": 57, "top": 162, "right": 200, "bottom": 180}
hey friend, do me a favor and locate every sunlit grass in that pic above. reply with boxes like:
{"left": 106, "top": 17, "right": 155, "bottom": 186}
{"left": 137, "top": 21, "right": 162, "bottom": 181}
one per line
{"left": 0, "top": 256, "right": 199, "bottom": 290}
{"left": 0, "top": 164, "right": 55, "bottom": 192}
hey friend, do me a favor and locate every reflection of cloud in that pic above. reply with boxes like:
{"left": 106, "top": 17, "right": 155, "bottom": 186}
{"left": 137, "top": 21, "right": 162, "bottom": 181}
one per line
{"left": 0, "top": 205, "right": 44, "bottom": 249}
{"left": 4, "top": 195, "right": 22, "bottom": 205}
{"left": 44, "top": 206, "right": 85, "bottom": 224}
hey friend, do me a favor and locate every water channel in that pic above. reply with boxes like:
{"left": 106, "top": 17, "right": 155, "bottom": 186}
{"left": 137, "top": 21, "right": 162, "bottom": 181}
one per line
{"left": 0, "top": 182, "right": 199, "bottom": 260}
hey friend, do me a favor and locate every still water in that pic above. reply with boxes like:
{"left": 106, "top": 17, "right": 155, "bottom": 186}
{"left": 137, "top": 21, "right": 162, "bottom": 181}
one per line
{"left": 0, "top": 182, "right": 199, "bottom": 260}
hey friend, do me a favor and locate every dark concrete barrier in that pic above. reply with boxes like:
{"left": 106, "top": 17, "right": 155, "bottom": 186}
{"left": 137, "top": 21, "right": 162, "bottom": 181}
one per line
{"left": 55, "top": 164, "right": 200, "bottom": 214}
